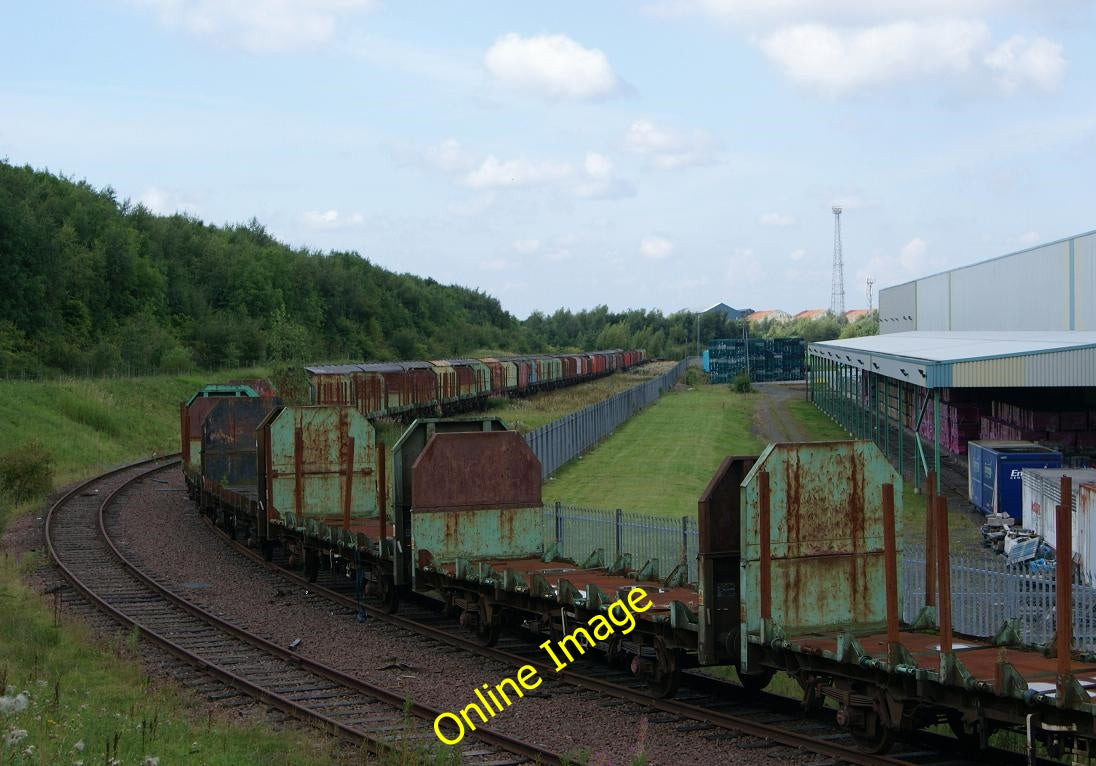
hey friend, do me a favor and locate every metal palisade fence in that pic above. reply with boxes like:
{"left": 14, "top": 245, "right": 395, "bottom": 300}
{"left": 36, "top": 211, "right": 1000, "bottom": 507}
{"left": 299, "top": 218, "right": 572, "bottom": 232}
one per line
{"left": 902, "top": 545, "right": 1096, "bottom": 651}
{"left": 543, "top": 504, "right": 700, "bottom": 585}
{"left": 525, "top": 359, "right": 687, "bottom": 479}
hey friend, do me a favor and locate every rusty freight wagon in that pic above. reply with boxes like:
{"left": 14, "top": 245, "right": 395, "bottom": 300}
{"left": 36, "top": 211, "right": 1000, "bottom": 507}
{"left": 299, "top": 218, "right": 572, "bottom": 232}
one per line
{"left": 180, "top": 383, "right": 266, "bottom": 489}
{"left": 695, "top": 441, "right": 1096, "bottom": 758}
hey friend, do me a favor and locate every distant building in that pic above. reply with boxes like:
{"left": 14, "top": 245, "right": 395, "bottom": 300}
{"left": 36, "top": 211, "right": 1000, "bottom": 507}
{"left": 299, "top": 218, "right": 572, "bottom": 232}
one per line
{"left": 745, "top": 309, "right": 791, "bottom": 324}
{"left": 793, "top": 309, "right": 828, "bottom": 321}
{"left": 704, "top": 302, "right": 753, "bottom": 320}
{"left": 844, "top": 308, "right": 870, "bottom": 322}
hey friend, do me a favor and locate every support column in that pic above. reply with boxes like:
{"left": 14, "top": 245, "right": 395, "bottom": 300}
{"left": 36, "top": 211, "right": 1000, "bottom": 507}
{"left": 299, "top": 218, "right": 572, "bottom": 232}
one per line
{"left": 1057, "top": 475, "right": 1074, "bottom": 683}
{"left": 933, "top": 388, "right": 942, "bottom": 479}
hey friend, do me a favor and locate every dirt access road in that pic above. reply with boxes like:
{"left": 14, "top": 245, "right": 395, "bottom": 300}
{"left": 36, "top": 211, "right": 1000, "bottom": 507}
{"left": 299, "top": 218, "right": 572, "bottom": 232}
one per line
{"left": 749, "top": 382, "right": 811, "bottom": 443}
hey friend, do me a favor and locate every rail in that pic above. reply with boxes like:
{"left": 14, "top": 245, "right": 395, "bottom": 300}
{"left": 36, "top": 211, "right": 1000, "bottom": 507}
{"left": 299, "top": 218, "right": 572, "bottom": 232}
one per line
{"left": 525, "top": 359, "right": 687, "bottom": 479}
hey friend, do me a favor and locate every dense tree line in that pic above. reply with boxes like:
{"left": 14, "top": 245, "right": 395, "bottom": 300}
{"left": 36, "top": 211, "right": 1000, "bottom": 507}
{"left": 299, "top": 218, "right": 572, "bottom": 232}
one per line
{"left": 0, "top": 162, "right": 876, "bottom": 377}
{"left": 0, "top": 162, "right": 528, "bottom": 376}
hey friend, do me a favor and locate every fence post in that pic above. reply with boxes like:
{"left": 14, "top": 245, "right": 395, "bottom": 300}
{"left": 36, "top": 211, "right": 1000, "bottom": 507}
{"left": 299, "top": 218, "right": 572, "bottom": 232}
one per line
{"left": 555, "top": 500, "right": 563, "bottom": 548}
{"left": 681, "top": 515, "right": 689, "bottom": 570}
{"left": 615, "top": 508, "right": 622, "bottom": 561}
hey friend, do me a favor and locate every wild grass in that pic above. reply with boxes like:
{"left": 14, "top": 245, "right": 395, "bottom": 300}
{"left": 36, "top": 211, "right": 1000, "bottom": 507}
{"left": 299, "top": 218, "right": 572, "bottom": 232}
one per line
{"left": 545, "top": 385, "right": 761, "bottom": 517}
{"left": 484, "top": 362, "right": 678, "bottom": 434}
{"left": 0, "top": 556, "right": 335, "bottom": 766}
{"left": 0, "top": 368, "right": 266, "bottom": 531}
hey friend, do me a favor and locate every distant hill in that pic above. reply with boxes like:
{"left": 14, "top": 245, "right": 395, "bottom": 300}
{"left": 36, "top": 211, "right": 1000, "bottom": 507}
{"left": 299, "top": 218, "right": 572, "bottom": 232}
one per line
{"left": 0, "top": 162, "right": 528, "bottom": 375}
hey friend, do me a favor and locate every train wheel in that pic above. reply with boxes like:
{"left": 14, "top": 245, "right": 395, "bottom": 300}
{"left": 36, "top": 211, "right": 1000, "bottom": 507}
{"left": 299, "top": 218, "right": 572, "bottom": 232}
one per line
{"left": 947, "top": 714, "right": 983, "bottom": 755}
{"left": 737, "top": 668, "right": 774, "bottom": 694}
{"left": 846, "top": 704, "right": 895, "bottom": 754}
{"left": 649, "top": 639, "right": 681, "bottom": 698}
{"left": 476, "top": 602, "right": 502, "bottom": 647}
{"left": 304, "top": 548, "right": 319, "bottom": 583}
{"left": 372, "top": 568, "right": 399, "bottom": 614}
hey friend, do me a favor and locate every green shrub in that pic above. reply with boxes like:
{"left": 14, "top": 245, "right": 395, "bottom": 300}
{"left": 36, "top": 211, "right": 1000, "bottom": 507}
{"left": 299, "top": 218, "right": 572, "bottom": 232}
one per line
{"left": 731, "top": 371, "right": 753, "bottom": 393}
{"left": 159, "top": 346, "right": 194, "bottom": 373}
{"left": 0, "top": 440, "right": 55, "bottom": 502}
{"left": 269, "top": 365, "right": 311, "bottom": 405}
{"left": 684, "top": 367, "right": 708, "bottom": 386}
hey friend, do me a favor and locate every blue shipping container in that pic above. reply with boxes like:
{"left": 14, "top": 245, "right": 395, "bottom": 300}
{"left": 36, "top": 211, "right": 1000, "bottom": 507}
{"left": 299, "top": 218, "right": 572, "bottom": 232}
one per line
{"left": 702, "top": 350, "right": 710, "bottom": 372}
{"left": 967, "top": 440, "right": 1062, "bottom": 520}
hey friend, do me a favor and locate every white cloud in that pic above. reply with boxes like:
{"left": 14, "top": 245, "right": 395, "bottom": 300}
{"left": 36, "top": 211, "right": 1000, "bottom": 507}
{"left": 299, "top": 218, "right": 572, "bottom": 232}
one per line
{"left": 1018, "top": 230, "right": 1041, "bottom": 245}
{"left": 647, "top": 1, "right": 1038, "bottom": 25}
{"left": 726, "top": 248, "right": 763, "bottom": 286}
{"left": 479, "top": 257, "right": 508, "bottom": 271}
{"left": 425, "top": 138, "right": 477, "bottom": 173}
{"left": 759, "top": 20, "right": 989, "bottom": 94}
{"left": 624, "top": 119, "right": 716, "bottom": 170}
{"left": 899, "top": 237, "right": 926, "bottom": 271}
{"left": 790, "top": 248, "right": 807, "bottom": 261}
{"left": 985, "top": 36, "right": 1065, "bottom": 92}
{"left": 132, "top": 0, "right": 374, "bottom": 52}
{"left": 139, "top": 185, "right": 197, "bottom": 215}
{"left": 640, "top": 236, "right": 675, "bottom": 259}
{"left": 303, "top": 209, "right": 363, "bottom": 227}
{"left": 464, "top": 156, "right": 572, "bottom": 190}
{"left": 760, "top": 212, "right": 796, "bottom": 226}
{"left": 576, "top": 152, "right": 636, "bottom": 199}
{"left": 484, "top": 33, "right": 619, "bottom": 100}
{"left": 758, "top": 20, "right": 1066, "bottom": 95}
{"left": 513, "top": 239, "right": 541, "bottom": 254}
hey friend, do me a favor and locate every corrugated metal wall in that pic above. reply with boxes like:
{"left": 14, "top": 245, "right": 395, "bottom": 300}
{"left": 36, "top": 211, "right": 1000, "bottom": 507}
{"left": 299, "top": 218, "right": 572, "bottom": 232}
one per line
{"left": 1076, "top": 232, "right": 1096, "bottom": 330}
{"left": 879, "top": 230, "right": 1095, "bottom": 333}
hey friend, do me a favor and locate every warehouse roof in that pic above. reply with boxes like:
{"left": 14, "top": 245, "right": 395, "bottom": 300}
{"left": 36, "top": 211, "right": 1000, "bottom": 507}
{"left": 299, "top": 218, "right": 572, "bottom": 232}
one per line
{"left": 809, "top": 331, "right": 1096, "bottom": 388}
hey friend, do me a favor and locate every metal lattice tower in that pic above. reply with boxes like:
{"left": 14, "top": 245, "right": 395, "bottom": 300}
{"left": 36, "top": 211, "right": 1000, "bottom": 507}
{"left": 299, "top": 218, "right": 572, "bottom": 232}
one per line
{"left": 866, "top": 276, "right": 875, "bottom": 312}
{"left": 830, "top": 205, "right": 845, "bottom": 316}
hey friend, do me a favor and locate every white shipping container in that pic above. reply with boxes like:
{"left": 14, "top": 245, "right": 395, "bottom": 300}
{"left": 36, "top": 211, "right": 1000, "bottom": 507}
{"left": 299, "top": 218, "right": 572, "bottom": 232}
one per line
{"left": 1021, "top": 469, "right": 1096, "bottom": 582}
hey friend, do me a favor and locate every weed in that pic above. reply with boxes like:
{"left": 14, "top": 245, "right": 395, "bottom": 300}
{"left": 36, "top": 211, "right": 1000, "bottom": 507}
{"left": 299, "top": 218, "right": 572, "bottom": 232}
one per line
{"left": 0, "top": 441, "right": 54, "bottom": 503}
{"left": 730, "top": 371, "right": 753, "bottom": 393}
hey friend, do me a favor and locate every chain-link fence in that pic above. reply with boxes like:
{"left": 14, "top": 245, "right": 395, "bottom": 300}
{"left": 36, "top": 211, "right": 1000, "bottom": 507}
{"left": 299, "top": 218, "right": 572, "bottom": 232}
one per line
{"left": 524, "top": 359, "right": 687, "bottom": 479}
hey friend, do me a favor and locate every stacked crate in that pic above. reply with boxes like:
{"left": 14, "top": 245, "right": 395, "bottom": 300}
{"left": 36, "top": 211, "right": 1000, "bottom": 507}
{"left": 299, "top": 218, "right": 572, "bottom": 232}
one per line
{"left": 910, "top": 401, "right": 985, "bottom": 456}
{"left": 708, "top": 338, "right": 805, "bottom": 383}
{"left": 981, "top": 402, "right": 1096, "bottom": 452}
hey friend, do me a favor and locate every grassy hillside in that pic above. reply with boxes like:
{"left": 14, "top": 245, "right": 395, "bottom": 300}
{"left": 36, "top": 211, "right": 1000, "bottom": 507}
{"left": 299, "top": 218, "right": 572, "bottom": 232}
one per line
{"left": 545, "top": 384, "right": 762, "bottom": 517}
{"left": 0, "top": 369, "right": 265, "bottom": 527}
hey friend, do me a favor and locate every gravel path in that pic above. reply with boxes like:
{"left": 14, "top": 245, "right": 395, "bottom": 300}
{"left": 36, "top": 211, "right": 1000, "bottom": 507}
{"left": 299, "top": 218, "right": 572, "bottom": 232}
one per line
{"left": 749, "top": 383, "right": 810, "bottom": 443}
{"left": 112, "top": 469, "right": 815, "bottom": 765}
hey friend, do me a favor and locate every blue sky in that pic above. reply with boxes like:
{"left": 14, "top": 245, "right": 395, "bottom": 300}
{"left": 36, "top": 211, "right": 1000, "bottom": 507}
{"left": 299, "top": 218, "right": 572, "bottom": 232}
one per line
{"left": 3, "top": 1, "right": 1094, "bottom": 318}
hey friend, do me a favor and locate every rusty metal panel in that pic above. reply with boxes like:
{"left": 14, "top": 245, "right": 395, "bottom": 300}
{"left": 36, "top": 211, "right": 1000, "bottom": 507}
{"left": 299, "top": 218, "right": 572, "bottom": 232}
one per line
{"left": 390, "top": 417, "right": 509, "bottom": 586}
{"left": 411, "top": 431, "right": 541, "bottom": 511}
{"left": 738, "top": 441, "right": 902, "bottom": 668}
{"left": 696, "top": 455, "right": 756, "bottom": 665}
{"left": 262, "top": 405, "right": 378, "bottom": 524}
{"left": 201, "top": 397, "right": 282, "bottom": 486}
{"left": 412, "top": 506, "right": 543, "bottom": 563}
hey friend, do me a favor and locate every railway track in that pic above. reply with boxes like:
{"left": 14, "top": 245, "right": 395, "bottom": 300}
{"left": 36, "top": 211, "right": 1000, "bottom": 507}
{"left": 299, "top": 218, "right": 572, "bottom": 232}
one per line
{"left": 195, "top": 498, "right": 991, "bottom": 765}
{"left": 44, "top": 457, "right": 557, "bottom": 765}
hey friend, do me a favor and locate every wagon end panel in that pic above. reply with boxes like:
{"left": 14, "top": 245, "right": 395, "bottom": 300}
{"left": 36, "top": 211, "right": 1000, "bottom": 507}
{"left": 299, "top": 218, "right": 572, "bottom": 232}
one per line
{"left": 264, "top": 405, "right": 378, "bottom": 526}
{"left": 738, "top": 441, "right": 901, "bottom": 669}
{"left": 409, "top": 430, "right": 542, "bottom": 565}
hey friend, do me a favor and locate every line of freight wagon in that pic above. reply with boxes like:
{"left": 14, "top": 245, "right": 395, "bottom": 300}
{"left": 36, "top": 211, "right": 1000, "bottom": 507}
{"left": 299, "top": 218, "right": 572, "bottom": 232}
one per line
{"left": 180, "top": 390, "right": 1096, "bottom": 760}
{"left": 307, "top": 350, "right": 645, "bottom": 421}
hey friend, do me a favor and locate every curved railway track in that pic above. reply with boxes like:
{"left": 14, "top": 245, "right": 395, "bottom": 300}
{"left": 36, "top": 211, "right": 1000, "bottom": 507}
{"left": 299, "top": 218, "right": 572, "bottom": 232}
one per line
{"left": 197, "top": 497, "right": 990, "bottom": 765}
{"left": 44, "top": 457, "right": 557, "bottom": 765}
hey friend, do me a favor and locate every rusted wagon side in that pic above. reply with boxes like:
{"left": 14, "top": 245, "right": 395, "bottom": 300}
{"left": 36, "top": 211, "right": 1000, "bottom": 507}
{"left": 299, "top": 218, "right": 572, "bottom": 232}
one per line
{"left": 306, "top": 365, "right": 358, "bottom": 407}
{"left": 180, "top": 383, "right": 262, "bottom": 484}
